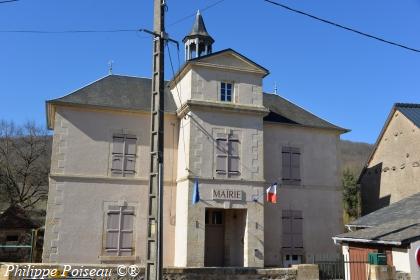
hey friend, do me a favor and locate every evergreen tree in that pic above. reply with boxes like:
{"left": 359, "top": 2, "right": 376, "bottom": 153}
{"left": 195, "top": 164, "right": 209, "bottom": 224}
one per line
{"left": 342, "top": 169, "right": 360, "bottom": 219}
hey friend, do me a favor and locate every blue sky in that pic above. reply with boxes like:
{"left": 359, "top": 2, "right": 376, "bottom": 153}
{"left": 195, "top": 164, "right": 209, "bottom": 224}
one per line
{"left": 1, "top": 0, "right": 419, "bottom": 143}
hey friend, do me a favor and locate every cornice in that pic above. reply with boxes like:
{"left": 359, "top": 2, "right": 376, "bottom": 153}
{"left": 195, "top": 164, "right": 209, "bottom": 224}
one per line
{"left": 49, "top": 173, "right": 176, "bottom": 186}
{"left": 176, "top": 175, "right": 266, "bottom": 186}
{"left": 176, "top": 99, "right": 269, "bottom": 118}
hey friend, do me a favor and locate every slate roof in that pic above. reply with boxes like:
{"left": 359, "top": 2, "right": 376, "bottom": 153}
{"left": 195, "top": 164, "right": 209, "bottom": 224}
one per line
{"left": 263, "top": 93, "right": 349, "bottom": 132}
{"left": 0, "top": 205, "right": 39, "bottom": 229}
{"left": 183, "top": 10, "right": 214, "bottom": 43}
{"left": 335, "top": 218, "right": 420, "bottom": 245}
{"left": 396, "top": 103, "right": 420, "bottom": 128}
{"left": 358, "top": 102, "right": 420, "bottom": 182}
{"left": 46, "top": 75, "right": 347, "bottom": 133}
{"left": 47, "top": 75, "right": 177, "bottom": 113}
{"left": 334, "top": 192, "right": 420, "bottom": 245}
{"left": 348, "top": 192, "right": 420, "bottom": 228}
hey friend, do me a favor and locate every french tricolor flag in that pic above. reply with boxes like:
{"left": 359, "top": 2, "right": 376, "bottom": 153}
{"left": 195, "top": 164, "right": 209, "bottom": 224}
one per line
{"left": 266, "top": 183, "right": 277, "bottom": 203}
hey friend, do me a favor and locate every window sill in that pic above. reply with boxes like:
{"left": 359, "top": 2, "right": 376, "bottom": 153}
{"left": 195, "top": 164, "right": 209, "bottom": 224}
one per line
{"left": 98, "top": 255, "right": 138, "bottom": 263}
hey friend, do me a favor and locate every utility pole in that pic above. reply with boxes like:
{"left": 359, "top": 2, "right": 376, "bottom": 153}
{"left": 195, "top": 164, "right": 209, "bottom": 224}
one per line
{"left": 145, "top": 0, "right": 165, "bottom": 279}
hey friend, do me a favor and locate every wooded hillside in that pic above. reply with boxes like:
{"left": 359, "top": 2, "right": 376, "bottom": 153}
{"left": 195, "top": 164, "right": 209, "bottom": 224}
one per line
{"left": 339, "top": 140, "right": 373, "bottom": 177}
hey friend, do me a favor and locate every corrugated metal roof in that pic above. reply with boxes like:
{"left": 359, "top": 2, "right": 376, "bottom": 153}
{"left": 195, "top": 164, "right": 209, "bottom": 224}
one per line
{"left": 396, "top": 103, "right": 420, "bottom": 128}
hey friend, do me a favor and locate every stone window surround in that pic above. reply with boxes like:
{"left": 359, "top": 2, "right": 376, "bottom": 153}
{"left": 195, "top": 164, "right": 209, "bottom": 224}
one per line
{"left": 100, "top": 200, "right": 138, "bottom": 262}
{"left": 220, "top": 81, "right": 234, "bottom": 102}
{"left": 108, "top": 129, "right": 139, "bottom": 177}
{"left": 214, "top": 128, "right": 241, "bottom": 177}
{"left": 281, "top": 144, "right": 304, "bottom": 186}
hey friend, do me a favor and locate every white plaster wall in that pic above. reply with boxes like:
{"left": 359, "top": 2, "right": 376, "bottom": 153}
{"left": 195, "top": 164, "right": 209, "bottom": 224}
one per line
{"left": 43, "top": 179, "right": 147, "bottom": 263}
{"left": 174, "top": 180, "right": 189, "bottom": 267}
{"left": 192, "top": 67, "right": 263, "bottom": 106}
{"left": 392, "top": 248, "right": 410, "bottom": 273}
{"left": 43, "top": 106, "right": 178, "bottom": 266}
{"left": 172, "top": 58, "right": 266, "bottom": 267}
{"left": 361, "top": 111, "right": 420, "bottom": 214}
{"left": 180, "top": 179, "right": 265, "bottom": 267}
{"left": 171, "top": 70, "right": 192, "bottom": 108}
{"left": 408, "top": 240, "right": 420, "bottom": 279}
{"left": 50, "top": 107, "right": 178, "bottom": 181}
{"left": 264, "top": 123, "right": 341, "bottom": 187}
{"left": 263, "top": 123, "right": 343, "bottom": 266}
{"left": 188, "top": 109, "right": 264, "bottom": 182}
{"left": 342, "top": 245, "right": 350, "bottom": 280}
{"left": 176, "top": 117, "right": 191, "bottom": 180}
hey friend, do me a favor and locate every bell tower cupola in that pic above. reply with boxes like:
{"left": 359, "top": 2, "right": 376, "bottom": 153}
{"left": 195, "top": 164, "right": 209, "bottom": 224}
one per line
{"left": 183, "top": 10, "right": 214, "bottom": 61}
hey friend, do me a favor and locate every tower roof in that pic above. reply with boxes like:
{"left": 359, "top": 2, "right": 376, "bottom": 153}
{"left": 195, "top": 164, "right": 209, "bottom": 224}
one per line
{"left": 183, "top": 10, "right": 214, "bottom": 43}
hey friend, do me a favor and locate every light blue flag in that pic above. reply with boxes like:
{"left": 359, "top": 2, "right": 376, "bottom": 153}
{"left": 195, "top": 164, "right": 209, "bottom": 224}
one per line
{"left": 192, "top": 177, "right": 200, "bottom": 204}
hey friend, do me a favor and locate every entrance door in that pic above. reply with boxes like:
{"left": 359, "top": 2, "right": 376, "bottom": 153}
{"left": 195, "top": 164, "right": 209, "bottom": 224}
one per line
{"left": 283, "top": 254, "right": 302, "bottom": 268}
{"left": 205, "top": 209, "right": 225, "bottom": 266}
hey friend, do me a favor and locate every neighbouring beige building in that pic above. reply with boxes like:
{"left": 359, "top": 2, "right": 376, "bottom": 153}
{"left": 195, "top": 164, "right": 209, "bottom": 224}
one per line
{"left": 359, "top": 103, "right": 420, "bottom": 215}
{"left": 43, "top": 12, "right": 347, "bottom": 267}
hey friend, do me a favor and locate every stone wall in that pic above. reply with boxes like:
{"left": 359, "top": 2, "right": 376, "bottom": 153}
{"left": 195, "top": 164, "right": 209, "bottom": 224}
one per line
{"left": 0, "top": 264, "right": 319, "bottom": 280}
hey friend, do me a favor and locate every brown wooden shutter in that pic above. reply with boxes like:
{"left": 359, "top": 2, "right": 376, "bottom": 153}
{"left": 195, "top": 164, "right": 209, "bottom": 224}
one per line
{"left": 112, "top": 136, "right": 124, "bottom": 174}
{"left": 291, "top": 149, "right": 300, "bottom": 181}
{"left": 282, "top": 210, "right": 292, "bottom": 248}
{"left": 228, "top": 135, "right": 240, "bottom": 173}
{"left": 282, "top": 149, "right": 291, "bottom": 180}
{"left": 105, "top": 209, "right": 119, "bottom": 253}
{"left": 125, "top": 136, "right": 137, "bottom": 155}
{"left": 121, "top": 207, "right": 134, "bottom": 255}
{"left": 291, "top": 210, "right": 303, "bottom": 248}
{"left": 113, "top": 135, "right": 124, "bottom": 154}
{"left": 216, "top": 133, "right": 227, "bottom": 173}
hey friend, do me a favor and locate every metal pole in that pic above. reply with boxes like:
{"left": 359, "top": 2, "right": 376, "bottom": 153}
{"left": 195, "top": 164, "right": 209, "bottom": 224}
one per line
{"left": 145, "top": 0, "right": 165, "bottom": 279}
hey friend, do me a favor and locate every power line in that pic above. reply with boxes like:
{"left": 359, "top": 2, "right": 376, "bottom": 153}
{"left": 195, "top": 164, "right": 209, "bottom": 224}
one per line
{"left": 0, "top": 0, "right": 226, "bottom": 34}
{"left": 168, "top": 0, "right": 226, "bottom": 27}
{"left": 262, "top": 0, "right": 420, "bottom": 53}
{"left": 0, "top": 29, "right": 139, "bottom": 34}
{"left": 166, "top": 43, "right": 189, "bottom": 172}
{"left": 0, "top": 0, "right": 19, "bottom": 4}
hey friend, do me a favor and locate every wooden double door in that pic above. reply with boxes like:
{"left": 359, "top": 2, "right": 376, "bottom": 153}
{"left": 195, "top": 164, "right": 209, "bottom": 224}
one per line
{"left": 204, "top": 209, "right": 246, "bottom": 267}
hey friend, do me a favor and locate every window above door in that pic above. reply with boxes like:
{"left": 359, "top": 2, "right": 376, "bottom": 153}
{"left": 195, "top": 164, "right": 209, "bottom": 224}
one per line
{"left": 220, "top": 82, "right": 233, "bottom": 102}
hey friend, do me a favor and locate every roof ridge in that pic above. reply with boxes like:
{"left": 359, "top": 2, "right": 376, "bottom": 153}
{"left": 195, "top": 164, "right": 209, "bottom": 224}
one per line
{"left": 263, "top": 92, "right": 349, "bottom": 132}
{"left": 395, "top": 102, "right": 420, "bottom": 108}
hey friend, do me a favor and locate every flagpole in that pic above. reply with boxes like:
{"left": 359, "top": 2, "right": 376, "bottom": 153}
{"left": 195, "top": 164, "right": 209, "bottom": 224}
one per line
{"left": 253, "top": 182, "right": 278, "bottom": 202}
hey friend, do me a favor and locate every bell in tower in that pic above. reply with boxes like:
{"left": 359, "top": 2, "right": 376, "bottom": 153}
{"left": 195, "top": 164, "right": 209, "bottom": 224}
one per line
{"left": 183, "top": 10, "right": 214, "bottom": 61}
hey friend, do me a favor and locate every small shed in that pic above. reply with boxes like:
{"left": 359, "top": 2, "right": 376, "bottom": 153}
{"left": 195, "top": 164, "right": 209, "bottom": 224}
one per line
{"left": 333, "top": 193, "right": 420, "bottom": 280}
{"left": 0, "top": 205, "right": 40, "bottom": 262}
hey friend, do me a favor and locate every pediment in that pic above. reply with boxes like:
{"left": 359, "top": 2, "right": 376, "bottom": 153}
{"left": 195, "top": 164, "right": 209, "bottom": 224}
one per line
{"left": 192, "top": 49, "right": 269, "bottom": 76}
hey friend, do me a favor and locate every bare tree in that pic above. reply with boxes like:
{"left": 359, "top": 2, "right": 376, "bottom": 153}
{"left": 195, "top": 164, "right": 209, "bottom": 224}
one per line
{"left": 0, "top": 121, "right": 51, "bottom": 209}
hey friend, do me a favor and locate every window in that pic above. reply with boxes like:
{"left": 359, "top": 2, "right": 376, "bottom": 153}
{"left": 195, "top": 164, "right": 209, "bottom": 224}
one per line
{"left": 216, "top": 133, "right": 240, "bottom": 175}
{"left": 205, "top": 209, "right": 224, "bottom": 225}
{"left": 105, "top": 206, "right": 135, "bottom": 256}
{"left": 282, "top": 210, "right": 303, "bottom": 250}
{"left": 282, "top": 147, "right": 301, "bottom": 185}
{"left": 111, "top": 134, "right": 137, "bottom": 176}
{"left": 220, "top": 82, "right": 233, "bottom": 102}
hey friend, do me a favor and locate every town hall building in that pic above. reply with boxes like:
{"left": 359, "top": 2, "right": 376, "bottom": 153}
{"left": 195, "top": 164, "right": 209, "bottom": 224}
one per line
{"left": 42, "top": 11, "right": 348, "bottom": 268}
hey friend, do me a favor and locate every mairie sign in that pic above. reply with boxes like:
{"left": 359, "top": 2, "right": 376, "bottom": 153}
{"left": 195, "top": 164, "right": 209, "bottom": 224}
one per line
{"left": 212, "top": 189, "right": 243, "bottom": 201}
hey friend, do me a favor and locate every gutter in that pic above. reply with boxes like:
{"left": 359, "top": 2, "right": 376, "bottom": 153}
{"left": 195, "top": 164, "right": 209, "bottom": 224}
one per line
{"left": 332, "top": 236, "right": 401, "bottom": 246}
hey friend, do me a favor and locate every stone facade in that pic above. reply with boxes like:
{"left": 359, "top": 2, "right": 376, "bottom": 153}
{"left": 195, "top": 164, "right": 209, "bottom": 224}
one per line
{"left": 360, "top": 107, "right": 420, "bottom": 215}
{"left": 0, "top": 264, "right": 320, "bottom": 280}
{"left": 42, "top": 50, "right": 345, "bottom": 267}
